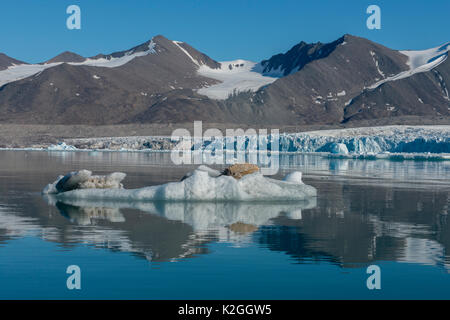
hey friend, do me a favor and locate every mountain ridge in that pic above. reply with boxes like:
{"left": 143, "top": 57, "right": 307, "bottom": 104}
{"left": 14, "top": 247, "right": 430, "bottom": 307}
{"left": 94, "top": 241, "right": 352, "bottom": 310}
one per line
{"left": 0, "top": 53, "right": 27, "bottom": 71}
{"left": 0, "top": 33, "right": 448, "bottom": 126}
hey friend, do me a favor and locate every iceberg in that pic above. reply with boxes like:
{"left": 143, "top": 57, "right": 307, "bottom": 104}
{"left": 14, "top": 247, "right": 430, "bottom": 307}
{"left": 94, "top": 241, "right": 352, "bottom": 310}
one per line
{"left": 43, "top": 166, "right": 317, "bottom": 202}
{"left": 43, "top": 169, "right": 126, "bottom": 194}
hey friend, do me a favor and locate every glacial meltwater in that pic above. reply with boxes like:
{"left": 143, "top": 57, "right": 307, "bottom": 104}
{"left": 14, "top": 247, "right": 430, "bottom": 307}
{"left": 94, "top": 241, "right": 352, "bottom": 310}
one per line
{"left": 0, "top": 150, "right": 449, "bottom": 299}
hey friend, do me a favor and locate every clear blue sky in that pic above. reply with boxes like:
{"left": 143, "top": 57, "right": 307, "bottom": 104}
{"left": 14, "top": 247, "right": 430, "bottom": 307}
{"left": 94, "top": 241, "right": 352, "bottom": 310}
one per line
{"left": 1, "top": 0, "right": 449, "bottom": 63}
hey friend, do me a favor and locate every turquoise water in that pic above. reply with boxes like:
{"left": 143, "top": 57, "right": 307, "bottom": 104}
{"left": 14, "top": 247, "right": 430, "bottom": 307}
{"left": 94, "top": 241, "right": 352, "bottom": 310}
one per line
{"left": 0, "top": 151, "right": 449, "bottom": 299}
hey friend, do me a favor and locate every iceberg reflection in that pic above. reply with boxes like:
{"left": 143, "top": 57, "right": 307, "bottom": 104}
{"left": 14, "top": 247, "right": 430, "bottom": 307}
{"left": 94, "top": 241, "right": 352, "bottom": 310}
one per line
{"left": 47, "top": 196, "right": 316, "bottom": 231}
{"left": 42, "top": 195, "right": 316, "bottom": 262}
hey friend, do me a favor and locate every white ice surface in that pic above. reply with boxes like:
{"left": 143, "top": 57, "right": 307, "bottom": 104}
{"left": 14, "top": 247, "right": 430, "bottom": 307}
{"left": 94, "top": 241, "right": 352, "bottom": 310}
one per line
{"left": 4, "top": 126, "right": 449, "bottom": 158}
{"left": 45, "top": 166, "right": 317, "bottom": 202}
{"left": 330, "top": 143, "right": 349, "bottom": 155}
{"left": 0, "top": 63, "right": 59, "bottom": 87}
{"left": 47, "top": 142, "right": 77, "bottom": 151}
{"left": 197, "top": 60, "right": 278, "bottom": 99}
{"left": 401, "top": 43, "right": 450, "bottom": 69}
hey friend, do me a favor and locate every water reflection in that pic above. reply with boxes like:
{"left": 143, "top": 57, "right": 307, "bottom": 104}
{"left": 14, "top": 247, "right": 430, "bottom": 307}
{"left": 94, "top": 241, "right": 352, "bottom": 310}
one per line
{"left": 256, "top": 182, "right": 450, "bottom": 270}
{"left": 0, "top": 150, "right": 449, "bottom": 270}
{"left": 33, "top": 180, "right": 450, "bottom": 271}
{"left": 43, "top": 197, "right": 317, "bottom": 261}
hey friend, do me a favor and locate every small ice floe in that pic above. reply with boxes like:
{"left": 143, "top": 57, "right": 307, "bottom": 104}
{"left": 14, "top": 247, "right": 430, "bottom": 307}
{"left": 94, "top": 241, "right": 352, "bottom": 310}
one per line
{"left": 47, "top": 142, "right": 77, "bottom": 151}
{"left": 43, "top": 165, "right": 317, "bottom": 201}
{"left": 43, "top": 169, "right": 126, "bottom": 194}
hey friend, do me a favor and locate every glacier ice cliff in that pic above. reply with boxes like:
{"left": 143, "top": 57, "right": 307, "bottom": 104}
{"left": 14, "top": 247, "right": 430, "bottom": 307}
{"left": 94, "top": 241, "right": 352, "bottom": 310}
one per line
{"left": 59, "top": 126, "right": 450, "bottom": 156}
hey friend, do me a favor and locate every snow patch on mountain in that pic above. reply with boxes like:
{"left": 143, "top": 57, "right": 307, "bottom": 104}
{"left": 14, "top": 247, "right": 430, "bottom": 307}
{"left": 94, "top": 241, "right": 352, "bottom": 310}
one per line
{"left": 74, "top": 40, "right": 156, "bottom": 68}
{"left": 401, "top": 42, "right": 450, "bottom": 69}
{"left": 368, "top": 42, "right": 450, "bottom": 90}
{"left": 197, "top": 60, "right": 278, "bottom": 100}
{"left": 0, "top": 41, "right": 157, "bottom": 87}
{"left": 0, "top": 63, "right": 59, "bottom": 87}
{"left": 172, "top": 41, "right": 200, "bottom": 66}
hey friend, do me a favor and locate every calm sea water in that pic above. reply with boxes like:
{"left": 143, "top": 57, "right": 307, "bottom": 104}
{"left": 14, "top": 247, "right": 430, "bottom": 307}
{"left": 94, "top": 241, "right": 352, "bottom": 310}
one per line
{"left": 0, "top": 150, "right": 449, "bottom": 299}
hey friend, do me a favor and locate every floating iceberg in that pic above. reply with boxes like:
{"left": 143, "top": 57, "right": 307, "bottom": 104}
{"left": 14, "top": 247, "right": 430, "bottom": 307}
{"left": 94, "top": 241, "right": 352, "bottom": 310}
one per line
{"left": 43, "top": 166, "right": 317, "bottom": 201}
{"left": 43, "top": 169, "right": 126, "bottom": 194}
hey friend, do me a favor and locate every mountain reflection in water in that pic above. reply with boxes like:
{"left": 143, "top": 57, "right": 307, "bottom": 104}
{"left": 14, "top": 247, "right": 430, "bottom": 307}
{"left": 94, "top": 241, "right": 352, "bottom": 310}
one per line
{"left": 0, "top": 151, "right": 448, "bottom": 272}
{"left": 33, "top": 180, "right": 449, "bottom": 271}
{"left": 46, "top": 197, "right": 317, "bottom": 262}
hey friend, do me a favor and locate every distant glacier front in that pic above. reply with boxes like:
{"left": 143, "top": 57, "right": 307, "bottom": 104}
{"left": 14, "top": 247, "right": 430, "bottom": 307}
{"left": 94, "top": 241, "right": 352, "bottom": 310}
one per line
{"left": 48, "top": 125, "right": 450, "bottom": 159}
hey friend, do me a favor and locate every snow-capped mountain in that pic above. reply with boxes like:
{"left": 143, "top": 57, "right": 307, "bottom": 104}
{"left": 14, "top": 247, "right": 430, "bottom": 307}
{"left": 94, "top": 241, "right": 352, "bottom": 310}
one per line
{"left": 0, "top": 34, "right": 448, "bottom": 126}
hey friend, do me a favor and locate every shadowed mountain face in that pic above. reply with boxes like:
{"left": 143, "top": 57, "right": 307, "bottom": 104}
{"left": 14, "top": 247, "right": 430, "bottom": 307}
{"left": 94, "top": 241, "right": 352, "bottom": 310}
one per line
{"left": 260, "top": 36, "right": 349, "bottom": 76}
{"left": 0, "top": 34, "right": 448, "bottom": 126}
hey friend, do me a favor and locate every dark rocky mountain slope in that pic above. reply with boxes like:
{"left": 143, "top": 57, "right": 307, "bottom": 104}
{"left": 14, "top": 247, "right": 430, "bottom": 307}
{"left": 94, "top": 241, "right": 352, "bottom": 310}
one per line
{"left": 0, "top": 53, "right": 26, "bottom": 71}
{"left": 0, "top": 34, "right": 448, "bottom": 126}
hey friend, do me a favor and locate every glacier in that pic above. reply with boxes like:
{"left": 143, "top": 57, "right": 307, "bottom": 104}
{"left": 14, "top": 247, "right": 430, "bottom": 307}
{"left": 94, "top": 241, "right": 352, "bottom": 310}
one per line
{"left": 3, "top": 126, "right": 449, "bottom": 160}
{"left": 197, "top": 59, "right": 278, "bottom": 100}
{"left": 56, "top": 125, "right": 450, "bottom": 158}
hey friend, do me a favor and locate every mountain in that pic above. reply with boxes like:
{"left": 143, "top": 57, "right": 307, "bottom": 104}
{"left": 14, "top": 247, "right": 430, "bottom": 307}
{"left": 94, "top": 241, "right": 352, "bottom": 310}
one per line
{"left": 45, "top": 51, "right": 86, "bottom": 64}
{"left": 0, "top": 35, "right": 224, "bottom": 124}
{"left": 0, "top": 34, "right": 448, "bottom": 126}
{"left": 260, "top": 37, "right": 348, "bottom": 76}
{"left": 223, "top": 35, "right": 449, "bottom": 125}
{"left": 342, "top": 42, "right": 450, "bottom": 122}
{"left": 0, "top": 53, "right": 26, "bottom": 71}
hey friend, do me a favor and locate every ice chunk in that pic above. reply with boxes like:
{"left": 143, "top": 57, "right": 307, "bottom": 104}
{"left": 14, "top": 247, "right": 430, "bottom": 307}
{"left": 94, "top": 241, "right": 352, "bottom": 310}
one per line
{"left": 283, "top": 171, "right": 303, "bottom": 184}
{"left": 330, "top": 143, "right": 349, "bottom": 155}
{"left": 180, "top": 165, "right": 221, "bottom": 181}
{"left": 48, "top": 166, "right": 316, "bottom": 201}
{"left": 47, "top": 142, "right": 77, "bottom": 151}
{"left": 42, "top": 175, "right": 64, "bottom": 194}
{"left": 43, "top": 170, "right": 127, "bottom": 194}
